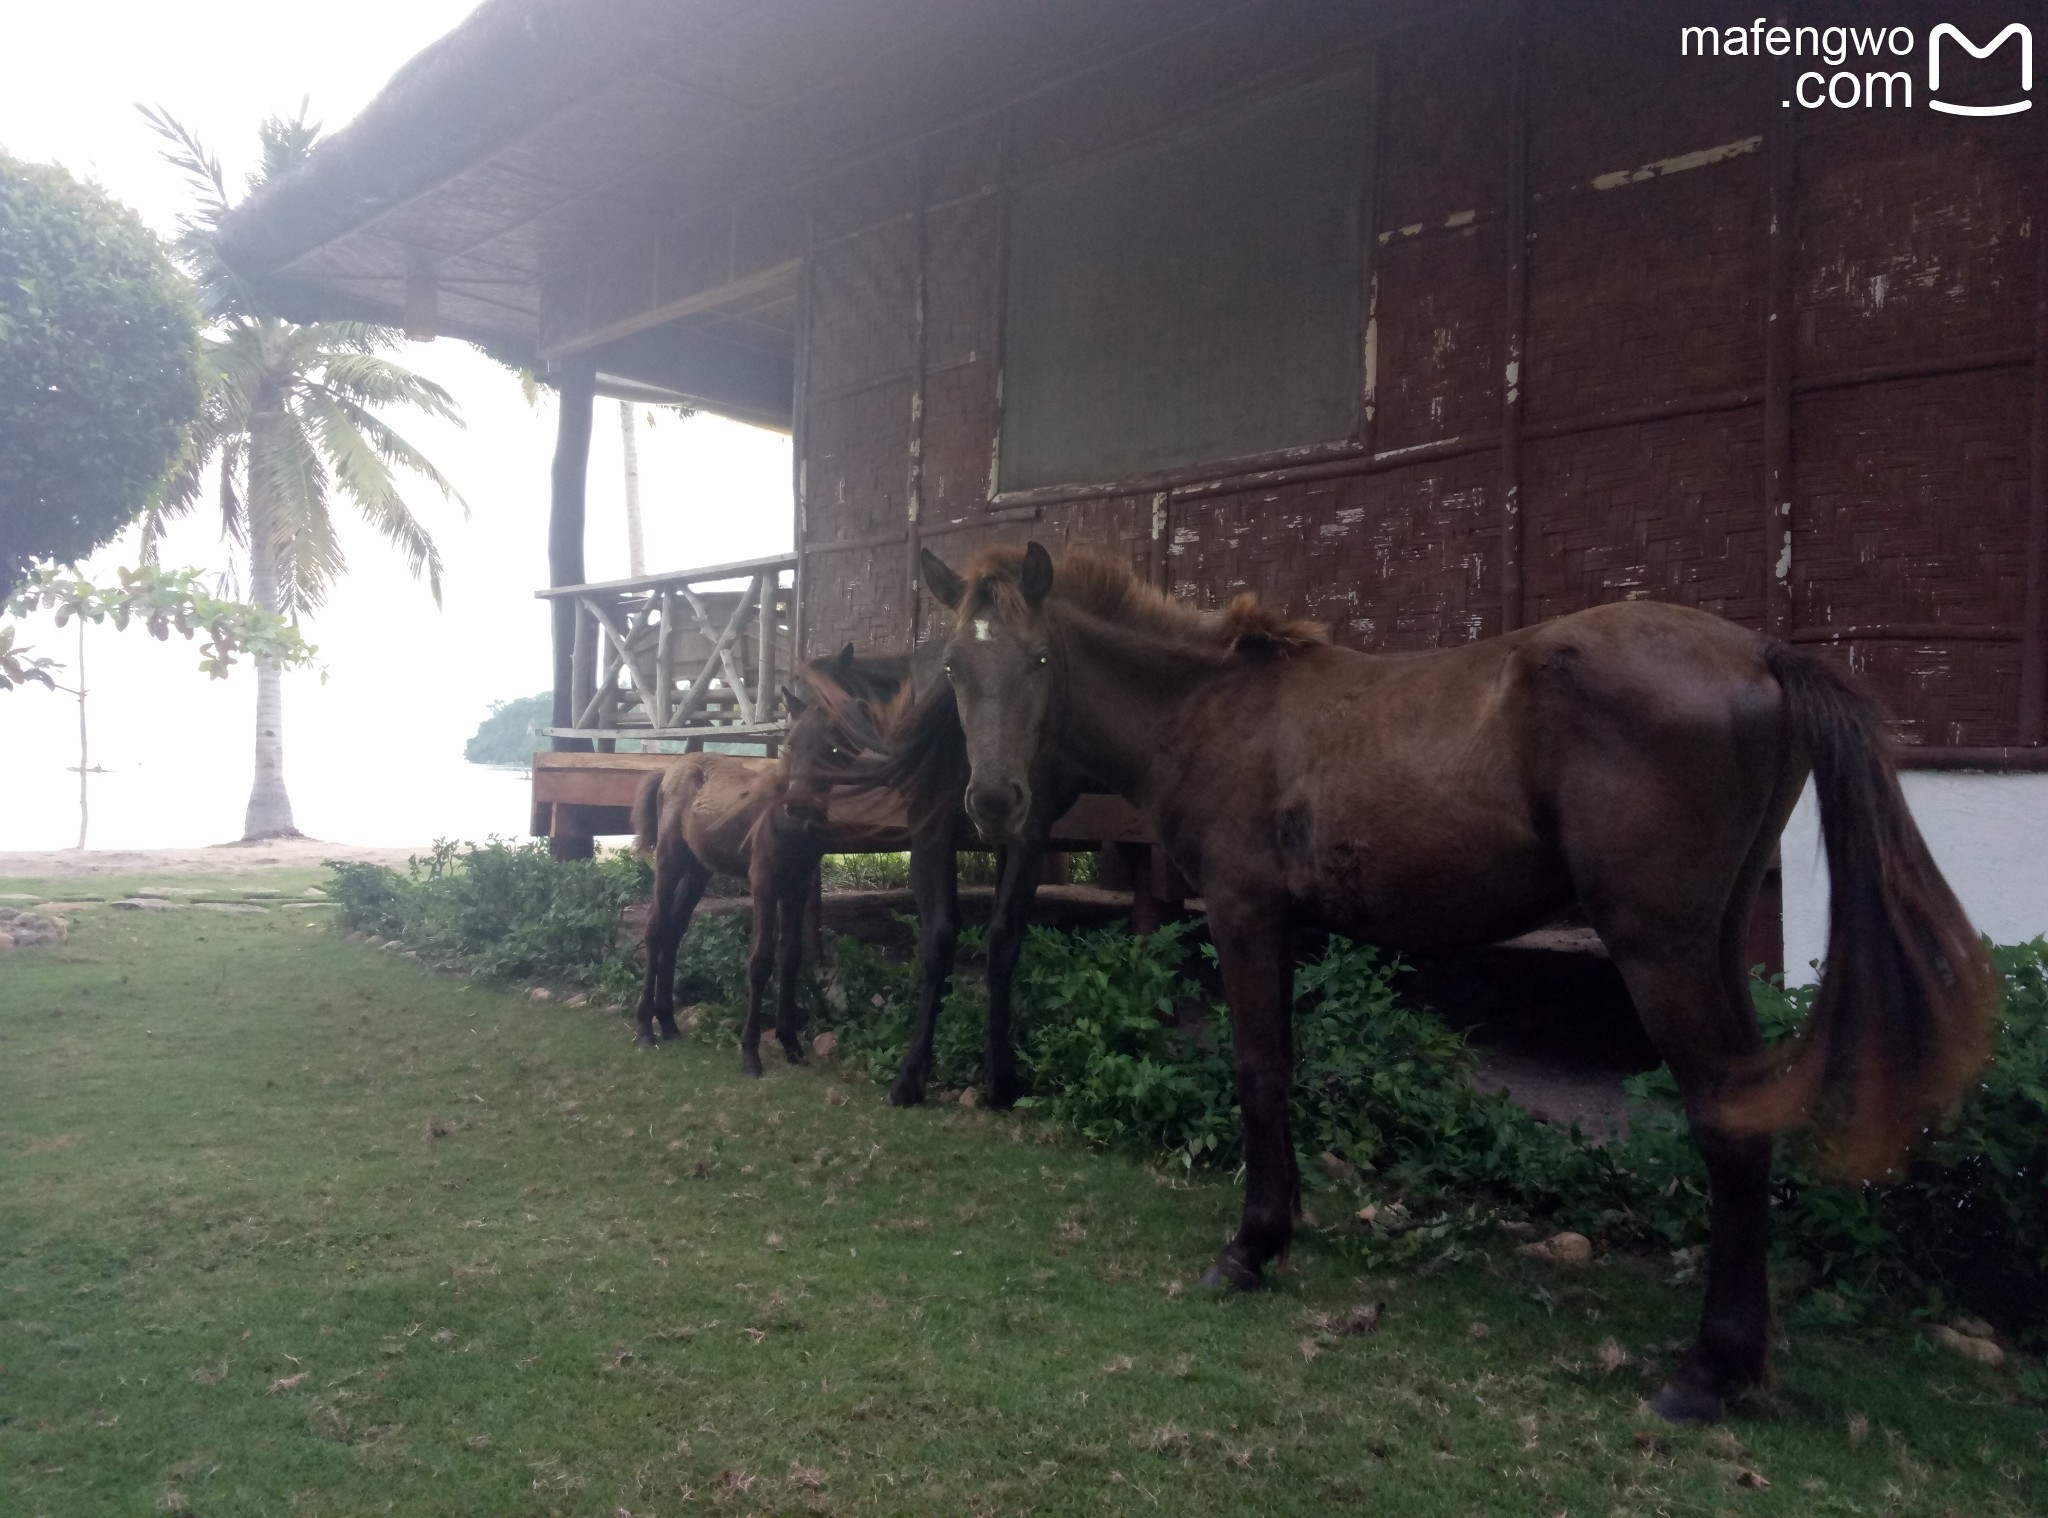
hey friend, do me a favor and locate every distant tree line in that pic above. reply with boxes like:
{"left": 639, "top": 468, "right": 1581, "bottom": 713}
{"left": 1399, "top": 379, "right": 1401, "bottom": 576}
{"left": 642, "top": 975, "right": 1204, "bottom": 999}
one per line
{"left": 466, "top": 693, "right": 551, "bottom": 765}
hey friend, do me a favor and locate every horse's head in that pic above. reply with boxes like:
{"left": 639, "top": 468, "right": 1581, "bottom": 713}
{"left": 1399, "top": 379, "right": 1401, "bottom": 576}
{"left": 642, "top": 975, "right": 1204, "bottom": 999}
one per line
{"left": 921, "top": 541, "right": 1056, "bottom": 844}
{"left": 779, "top": 646, "right": 879, "bottom": 834}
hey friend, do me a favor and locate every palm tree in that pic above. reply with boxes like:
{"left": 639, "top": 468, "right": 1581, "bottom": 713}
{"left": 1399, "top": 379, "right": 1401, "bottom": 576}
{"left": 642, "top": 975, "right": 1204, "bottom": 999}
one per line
{"left": 142, "top": 107, "right": 464, "bottom": 839}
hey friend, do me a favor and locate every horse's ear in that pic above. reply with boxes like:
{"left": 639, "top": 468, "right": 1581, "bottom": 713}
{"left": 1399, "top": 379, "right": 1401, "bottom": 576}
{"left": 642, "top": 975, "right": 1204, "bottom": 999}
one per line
{"left": 921, "top": 548, "right": 964, "bottom": 609}
{"left": 1021, "top": 540, "right": 1054, "bottom": 608}
{"left": 782, "top": 683, "right": 807, "bottom": 715}
{"left": 827, "top": 642, "right": 857, "bottom": 685}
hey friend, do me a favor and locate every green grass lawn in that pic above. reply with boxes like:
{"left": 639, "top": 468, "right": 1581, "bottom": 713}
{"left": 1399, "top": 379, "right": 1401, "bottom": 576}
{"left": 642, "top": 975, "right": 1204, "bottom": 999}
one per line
{"left": 2, "top": 886, "right": 2041, "bottom": 1517}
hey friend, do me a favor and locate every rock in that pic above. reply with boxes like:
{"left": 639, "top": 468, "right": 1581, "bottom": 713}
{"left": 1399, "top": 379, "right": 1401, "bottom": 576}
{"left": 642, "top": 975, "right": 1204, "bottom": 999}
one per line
{"left": 0, "top": 907, "right": 16, "bottom": 922}
{"left": 1929, "top": 1324, "right": 2004, "bottom": 1366}
{"left": 1318, "top": 1150, "right": 1353, "bottom": 1183}
{"left": 678, "top": 1005, "right": 703, "bottom": 1032}
{"left": 958, "top": 1087, "right": 980, "bottom": 1110}
{"left": 11, "top": 931, "right": 42, "bottom": 948}
{"left": 529, "top": 987, "right": 554, "bottom": 1002}
{"left": 111, "top": 897, "right": 171, "bottom": 911}
{"left": 348, "top": 930, "right": 371, "bottom": 942}
{"left": 564, "top": 993, "right": 589, "bottom": 1009}
{"left": 1517, "top": 1231, "right": 1594, "bottom": 1267}
{"left": 1949, "top": 1315, "right": 1996, "bottom": 1341}
{"left": 812, "top": 1031, "right": 839, "bottom": 1059}
{"left": 0, "top": 933, "right": 14, "bottom": 952}
{"left": 302, "top": 887, "right": 327, "bottom": 897}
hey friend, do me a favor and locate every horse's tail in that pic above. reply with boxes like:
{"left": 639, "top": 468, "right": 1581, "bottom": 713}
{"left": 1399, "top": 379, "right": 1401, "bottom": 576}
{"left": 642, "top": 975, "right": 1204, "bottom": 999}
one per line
{"left": 1722, "top": 643, "right": 1995, "bottom": 1179}
{"left": 631, "top": 770, "right": 664, "bottom": 854}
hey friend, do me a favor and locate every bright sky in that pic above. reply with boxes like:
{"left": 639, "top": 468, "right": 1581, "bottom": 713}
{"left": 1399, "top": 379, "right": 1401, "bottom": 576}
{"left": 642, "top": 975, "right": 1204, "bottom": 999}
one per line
{"left": 0, "top": 1, "right": 794, "bottom": 849}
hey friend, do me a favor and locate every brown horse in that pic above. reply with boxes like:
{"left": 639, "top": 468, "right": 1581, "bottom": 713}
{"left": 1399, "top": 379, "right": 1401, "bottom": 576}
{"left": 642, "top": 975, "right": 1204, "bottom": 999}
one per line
{"left": 631, "top": 670, "right": 867, "bottom": 1074}
{"left": 797, "top": 641, "right": 1088, "bottom": 1108}
{"left": 915, "top": 541, "right": 1992, "bottom": 1423}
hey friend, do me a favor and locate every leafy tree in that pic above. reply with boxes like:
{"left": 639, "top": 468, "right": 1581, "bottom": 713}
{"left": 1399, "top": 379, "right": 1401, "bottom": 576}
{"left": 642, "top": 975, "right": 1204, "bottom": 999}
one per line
{"left": 465, "top": 692, "right": 552, "bottom": 766}
{"left": 0, "top": 152, "right": 201, "bottom": 596}
{"left": 6, "top": 563, "right": 318, "bottom": 679}
{"left": 143, "top": 107, "right": 465, "bottom": 840}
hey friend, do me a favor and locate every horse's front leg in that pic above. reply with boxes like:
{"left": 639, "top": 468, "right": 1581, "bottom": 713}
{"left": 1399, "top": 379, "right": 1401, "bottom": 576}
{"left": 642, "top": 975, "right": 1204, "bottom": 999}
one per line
{"left": 1200, "top": 894, "right": 1297, "bottom": 1290}
{"left": 889, "top": 828, "right": 959, "bottom": 1107}
{"left": 739, "top": 870, "right": 779, "bottom": 1079}
{"left": 982, "top": 830, "right": 1048, "bottom": 1109}
{"left": 772, "top": 855, "right": 819, "bottom": 1066}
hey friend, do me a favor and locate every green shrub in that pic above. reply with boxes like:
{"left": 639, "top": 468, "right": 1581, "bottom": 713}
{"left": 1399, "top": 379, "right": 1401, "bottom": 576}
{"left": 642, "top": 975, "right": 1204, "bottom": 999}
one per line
{"left": 328, "top": 839, "right": 650, "bottom": 987}
{"left": 327, "top": 843, "right": 2048, "bottom": 1336}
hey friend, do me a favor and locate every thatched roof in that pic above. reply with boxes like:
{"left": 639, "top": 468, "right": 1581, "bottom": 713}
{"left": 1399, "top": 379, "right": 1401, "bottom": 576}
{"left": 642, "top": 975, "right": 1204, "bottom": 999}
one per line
{"left": 219, "top": 0, "right": 720, "bottom": 360}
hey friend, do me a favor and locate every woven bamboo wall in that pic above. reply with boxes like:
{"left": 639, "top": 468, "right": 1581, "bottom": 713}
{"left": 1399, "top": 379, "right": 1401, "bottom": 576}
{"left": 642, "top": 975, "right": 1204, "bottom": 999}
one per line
{"left": 794, "top": 0, "right": 2042, "bottom": 753}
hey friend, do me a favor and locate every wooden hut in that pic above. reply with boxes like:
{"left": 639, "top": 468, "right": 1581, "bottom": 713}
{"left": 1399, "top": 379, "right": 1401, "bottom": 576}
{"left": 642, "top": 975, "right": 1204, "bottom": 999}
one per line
{"left": 221, "top": 0, "right": 2048, "bottom": 961}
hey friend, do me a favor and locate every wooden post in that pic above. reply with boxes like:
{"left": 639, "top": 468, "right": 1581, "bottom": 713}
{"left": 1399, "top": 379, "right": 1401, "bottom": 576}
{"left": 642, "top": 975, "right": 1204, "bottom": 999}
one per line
{"left": 549, "top": 359, "right": 596, "bottom": 858}
{"left": 758, "top": 569, "right": 778, "bottom": 716}
{"left": 2022, "top": 99, "right": 2048, "bottom": 744}
{"left": 1762, "top": 17, "right": 1798, "bottom": 641}
{"left": 550, "top": 360, "right": 596, "bottom": 751}
{"left": 1497, "top": 5, "right": 1530, "bottom": 634}
{"left": 1119, "top": 843, "right": 1159, "bottom": 936}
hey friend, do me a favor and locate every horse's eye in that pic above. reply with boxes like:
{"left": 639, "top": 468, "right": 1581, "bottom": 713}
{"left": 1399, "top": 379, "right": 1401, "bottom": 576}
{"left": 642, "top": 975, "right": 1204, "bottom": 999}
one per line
{"left": 944, "top": 662, "right": 955, "bottom": 677}
{"left": 1036, "top": 653, "right": 1048, "bottom": 667}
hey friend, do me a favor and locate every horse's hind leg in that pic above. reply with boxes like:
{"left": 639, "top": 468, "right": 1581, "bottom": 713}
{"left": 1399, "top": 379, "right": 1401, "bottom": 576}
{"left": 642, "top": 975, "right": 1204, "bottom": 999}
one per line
{"left": 654, "top": 858, "right": 709, "bottom": 1042}
{"left": 739, "top": 873, "right": 779, "bottom": 1079}
{"left": 772, "top": 854, "right": 819, "bottom": 1065}
{"left": 635, "top": 840, "right": 697, "bottom": 1047}
{"left": 889, "top": 827, "right": 959, "bottom": 1107}
{"left": 1199, "top": 895, "right": 1297, "bottom": 1291}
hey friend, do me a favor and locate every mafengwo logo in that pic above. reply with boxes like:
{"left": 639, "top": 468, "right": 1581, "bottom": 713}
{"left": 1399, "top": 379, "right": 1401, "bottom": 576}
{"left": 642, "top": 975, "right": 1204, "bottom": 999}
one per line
{"left": 1680, "top": 20, "right": 2031, "bottom": 113}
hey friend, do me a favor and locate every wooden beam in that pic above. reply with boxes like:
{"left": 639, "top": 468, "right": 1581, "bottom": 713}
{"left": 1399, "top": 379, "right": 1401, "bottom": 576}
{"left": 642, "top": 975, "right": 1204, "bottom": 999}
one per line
{"left": 549, "top": 358, "right": 596, "bottom": 755}
{"left": 1763, "top": 18, "right": 1798, "bottom": 640}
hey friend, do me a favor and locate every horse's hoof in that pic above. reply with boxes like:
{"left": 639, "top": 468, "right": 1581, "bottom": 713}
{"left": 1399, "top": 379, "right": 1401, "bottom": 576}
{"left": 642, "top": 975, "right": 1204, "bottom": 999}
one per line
{"left": 633, "top": 1031, "right": 657, "bottom": 1049}
{"left": 779, "top": 1040, "right": 806, "bottom": 1066}
{"left": 1198, "top": 1255, "right": 1262, "bottom": 1292}
{"left": 656, "top": 1022, "right": 681, "bottom": 1043}
{"left": 886, "top": 1079, "right": 926, "bottom": 1108}
{"left": 1651, "top": 1379, "right": 1726, "bottom": 1425}
{"left": 740, "top": 1054, "right": 764, "bottom": 1079}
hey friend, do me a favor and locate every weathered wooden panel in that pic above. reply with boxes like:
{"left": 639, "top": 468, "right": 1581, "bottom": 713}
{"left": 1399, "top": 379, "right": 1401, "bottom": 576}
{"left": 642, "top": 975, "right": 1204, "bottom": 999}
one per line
{"left": 1791, "top": 370, "right": 2030, "bottom": 632}
{"left": 1528, "top": 0, "right": 1768, "bottom": 191}
{"left": 1797, "top": 115, "right": 2031, "bottom": 374}
{"left": 1169, "top": 453, "right": 1499, "bottom": 652}
{"left": 806, "top": 219, "right": 917, "bottom": 394}
{"left": 923, "top": 197, "right": 1000, "bottom": 367}
{"left": 802, "top": 540, "right": 911, "bottom": 659}
{"left": 1523, "top": 410, "right": 1769, "bottom": 626}
{"left": 1376, "top": 20, "right": 1510, "bottom": 232}
{"left": 1526, "top": 161, "right": 1767, "bottom": 422}
{"left": 920, "top": 361, "right": 998, "bottom": 526}
{"left": 1817, "top": 641, "right": 2024, "bottom": 751}
{"left": 806, "top": 379, "right": 914, "bottom": 546}
{"left": 1372, "top": 224, "right": 1506, "bottom": 451}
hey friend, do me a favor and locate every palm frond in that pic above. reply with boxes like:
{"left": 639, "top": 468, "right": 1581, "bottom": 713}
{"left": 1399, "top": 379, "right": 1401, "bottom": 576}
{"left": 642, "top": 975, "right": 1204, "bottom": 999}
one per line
{"left": 247, "top": 407, "right": 338, "bottom": 617}
{"left": 299, "top": 391, "right": 449, "bottom": 603}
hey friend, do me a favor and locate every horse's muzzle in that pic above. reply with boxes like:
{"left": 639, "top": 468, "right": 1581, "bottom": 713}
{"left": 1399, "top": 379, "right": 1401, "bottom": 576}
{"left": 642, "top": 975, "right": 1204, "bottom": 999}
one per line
{"left": 781, "top": 796, "right": 832, "bottom": 835}
{"left": 965, "top": 778, "right": 1029, "bottom": 843}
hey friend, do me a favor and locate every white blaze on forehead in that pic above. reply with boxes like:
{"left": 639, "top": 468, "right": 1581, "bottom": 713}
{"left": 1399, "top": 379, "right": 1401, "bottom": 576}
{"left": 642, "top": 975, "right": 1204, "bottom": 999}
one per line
{"left": 973, "top": 618, "right": 991, "bottom": 642}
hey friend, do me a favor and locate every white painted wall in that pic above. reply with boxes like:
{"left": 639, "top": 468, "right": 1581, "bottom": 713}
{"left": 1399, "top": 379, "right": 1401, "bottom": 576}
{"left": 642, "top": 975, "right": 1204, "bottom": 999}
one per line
{"left": 1780, "top": 772, "right": 2048, "bottom": 984}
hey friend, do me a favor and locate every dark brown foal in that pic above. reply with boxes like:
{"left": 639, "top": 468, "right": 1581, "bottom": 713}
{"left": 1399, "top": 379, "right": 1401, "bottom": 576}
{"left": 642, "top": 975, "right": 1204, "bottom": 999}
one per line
{"left": 918, "top": 541, "right": 1992, "bottom": 1424}
{"left": 630, "top": 681, "right": 848, "bottom": 1074}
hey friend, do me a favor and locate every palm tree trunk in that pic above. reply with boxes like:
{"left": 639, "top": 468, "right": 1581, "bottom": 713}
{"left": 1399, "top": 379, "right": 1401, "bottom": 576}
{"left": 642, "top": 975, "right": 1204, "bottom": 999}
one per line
{"left": 242, "top": 455, "right": 301, "bottom": 841}
{"left": 620, "top": 401, "right": 645, "bottom": 577}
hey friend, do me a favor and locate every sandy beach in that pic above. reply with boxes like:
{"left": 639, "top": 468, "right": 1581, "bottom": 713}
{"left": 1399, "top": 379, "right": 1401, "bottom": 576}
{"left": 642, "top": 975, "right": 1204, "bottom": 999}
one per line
{"left": 0, "top": 839, "right": 431, "bottom": 880}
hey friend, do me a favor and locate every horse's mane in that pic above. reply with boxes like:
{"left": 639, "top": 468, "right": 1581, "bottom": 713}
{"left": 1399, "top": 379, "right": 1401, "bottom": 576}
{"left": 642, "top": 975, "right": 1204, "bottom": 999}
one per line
{"left": 956, "top": 545, "right": 1330, "bottom": 658}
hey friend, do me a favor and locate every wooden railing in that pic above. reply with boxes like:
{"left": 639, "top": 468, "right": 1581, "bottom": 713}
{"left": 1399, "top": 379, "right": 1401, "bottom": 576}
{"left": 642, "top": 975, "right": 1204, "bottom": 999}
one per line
{"left": 535, "top": 553, "right": 797, "bottom": 742}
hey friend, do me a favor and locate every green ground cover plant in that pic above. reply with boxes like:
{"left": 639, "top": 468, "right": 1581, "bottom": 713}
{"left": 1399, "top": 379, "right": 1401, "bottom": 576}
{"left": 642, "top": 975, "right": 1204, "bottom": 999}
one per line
{"left": 2, "top": 883, "right": 2040, "bottom": 1517}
